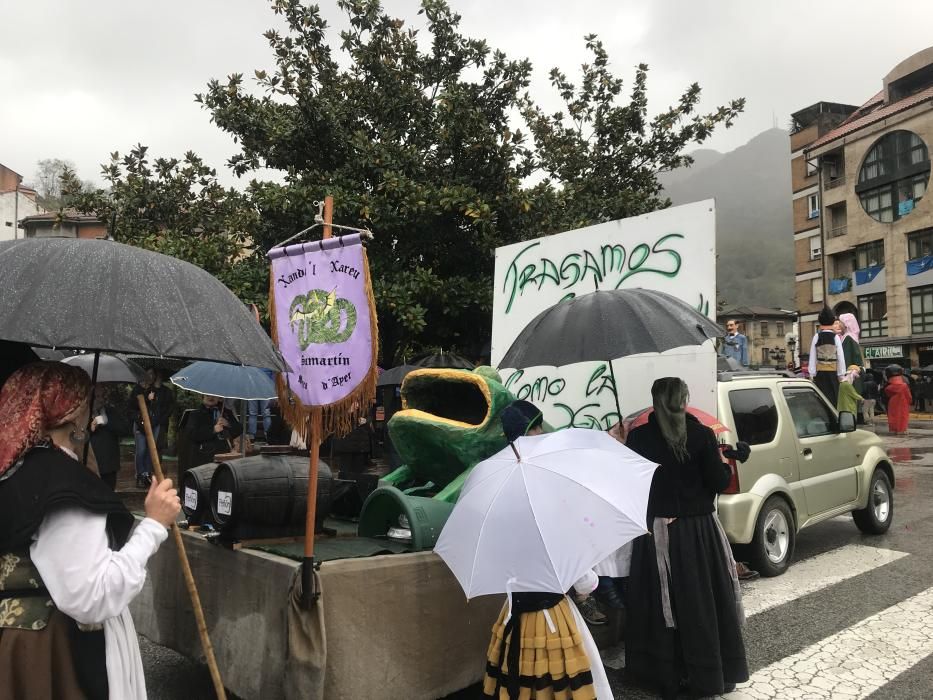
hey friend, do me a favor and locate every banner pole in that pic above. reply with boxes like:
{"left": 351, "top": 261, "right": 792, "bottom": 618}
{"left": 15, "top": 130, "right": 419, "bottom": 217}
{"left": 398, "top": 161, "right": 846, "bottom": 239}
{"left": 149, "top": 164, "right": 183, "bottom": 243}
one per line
{"left": 302, "top": 194, "right": 333, "bottom": 607}
{"left": 138, "top": 395, "right": 227, "bottom": 699}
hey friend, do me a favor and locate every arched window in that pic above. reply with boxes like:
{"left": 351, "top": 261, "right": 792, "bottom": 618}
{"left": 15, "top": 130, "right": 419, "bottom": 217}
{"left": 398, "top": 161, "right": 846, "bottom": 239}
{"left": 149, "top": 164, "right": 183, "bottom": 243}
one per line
{"left": 857, "top": 130, "right": 930, "bottom": 223}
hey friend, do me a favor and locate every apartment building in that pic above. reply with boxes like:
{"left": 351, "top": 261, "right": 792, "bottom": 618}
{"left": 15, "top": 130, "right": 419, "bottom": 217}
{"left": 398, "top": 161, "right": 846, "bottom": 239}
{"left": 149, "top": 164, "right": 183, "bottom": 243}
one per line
{"left": 792, "top": 46, "right": 933, "bottom": 369}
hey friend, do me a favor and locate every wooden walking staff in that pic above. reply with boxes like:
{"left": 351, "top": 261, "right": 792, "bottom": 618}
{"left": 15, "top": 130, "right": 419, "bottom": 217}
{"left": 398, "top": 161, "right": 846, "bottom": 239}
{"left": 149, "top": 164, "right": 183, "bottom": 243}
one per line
{"left": 137, "top": 395, "right": 228, "bottom": 700}
{"left": 301, "top": 195, "right": 332, "bottom": 607}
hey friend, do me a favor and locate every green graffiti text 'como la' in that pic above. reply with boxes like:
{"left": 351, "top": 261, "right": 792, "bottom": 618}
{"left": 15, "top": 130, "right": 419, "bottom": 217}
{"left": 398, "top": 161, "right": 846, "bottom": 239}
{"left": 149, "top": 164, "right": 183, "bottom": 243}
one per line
{"left": 502, "top": 233, "right": 684, "bottom": 313}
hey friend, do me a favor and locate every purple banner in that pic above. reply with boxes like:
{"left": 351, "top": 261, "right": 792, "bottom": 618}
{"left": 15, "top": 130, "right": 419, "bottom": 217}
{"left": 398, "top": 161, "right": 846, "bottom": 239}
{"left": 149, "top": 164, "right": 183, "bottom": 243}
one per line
{"left": 268, "top": 234, "right": 373, "bottom": 407}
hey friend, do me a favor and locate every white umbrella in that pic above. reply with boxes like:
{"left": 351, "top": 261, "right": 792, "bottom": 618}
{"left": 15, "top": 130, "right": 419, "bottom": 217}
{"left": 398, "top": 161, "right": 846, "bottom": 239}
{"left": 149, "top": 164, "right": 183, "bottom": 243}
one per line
{"left": 63, "top": 353, "right": 144, "bottom": 383}
{"left": 435, "top": 428, "right": 658, "bottom": 598}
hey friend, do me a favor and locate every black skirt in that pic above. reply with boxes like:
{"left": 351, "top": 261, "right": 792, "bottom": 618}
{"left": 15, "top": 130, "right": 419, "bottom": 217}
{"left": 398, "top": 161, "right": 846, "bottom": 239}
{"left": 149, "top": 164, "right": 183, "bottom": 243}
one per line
{"left": 625, "top": 514, "right": 748, "bottom": 697}
{"left": 814, "top": 371, "right": 840, "bottom": 406}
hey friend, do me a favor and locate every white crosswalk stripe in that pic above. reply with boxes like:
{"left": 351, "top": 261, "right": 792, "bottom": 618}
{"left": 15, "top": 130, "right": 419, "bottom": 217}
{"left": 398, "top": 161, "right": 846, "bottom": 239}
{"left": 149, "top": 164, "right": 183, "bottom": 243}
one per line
{"left": 740, "top": 544, "right": 908, "bottom": 617}
{"left": 724, "top": 586, "right": 933, "bottom": 699}
{"left": 603, "top": 544, "right": 923, "bottom": 696}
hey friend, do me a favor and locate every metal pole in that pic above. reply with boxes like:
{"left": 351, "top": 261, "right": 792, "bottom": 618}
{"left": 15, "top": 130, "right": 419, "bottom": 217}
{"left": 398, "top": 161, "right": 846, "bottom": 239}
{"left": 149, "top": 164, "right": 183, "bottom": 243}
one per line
{"left": 302, "top": 194, "right": 333, "bottom": 608}
{"left": 83, "top": 351, "right": 101, "bottom": 466}
{"left": 606, "top": 358, "right": 624, "bottom": 426}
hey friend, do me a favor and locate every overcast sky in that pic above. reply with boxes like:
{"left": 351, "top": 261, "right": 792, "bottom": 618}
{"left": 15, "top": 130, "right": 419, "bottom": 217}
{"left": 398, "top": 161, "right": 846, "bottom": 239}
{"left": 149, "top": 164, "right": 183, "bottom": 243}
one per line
{"left": 2, "top": 1, "right": 933, "bottom": 189}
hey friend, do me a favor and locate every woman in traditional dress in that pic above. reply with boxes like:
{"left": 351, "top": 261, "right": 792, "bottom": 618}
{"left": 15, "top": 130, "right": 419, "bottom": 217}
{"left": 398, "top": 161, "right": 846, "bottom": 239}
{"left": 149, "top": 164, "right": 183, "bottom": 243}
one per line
{"left": 624, "top": 377, "right": 748, "bottom": 699}
{"left": 0, "top": 362, "right": 179, "bottom": 699}
{"left": 884, "top": 364, "right": 912, "bottom": 435}
{"left": 481, "top": 400, "right": 611, "bottom": 699}
{"left": 808, "top": 307, "right": 846, "bottom": 405}
{"left": 837, "top": 313, "right": 864, "bottom": 373}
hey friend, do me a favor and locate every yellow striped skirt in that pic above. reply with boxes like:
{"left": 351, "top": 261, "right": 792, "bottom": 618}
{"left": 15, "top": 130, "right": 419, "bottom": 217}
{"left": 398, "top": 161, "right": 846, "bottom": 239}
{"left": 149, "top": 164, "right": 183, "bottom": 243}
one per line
{"left": 482, "top": 597, "right": 597, "bottom": 700}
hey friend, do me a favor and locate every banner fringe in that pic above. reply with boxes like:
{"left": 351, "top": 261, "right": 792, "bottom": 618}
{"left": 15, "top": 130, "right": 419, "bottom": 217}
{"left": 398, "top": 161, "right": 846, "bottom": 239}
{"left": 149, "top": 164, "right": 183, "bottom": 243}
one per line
{"left": 270, "top": 247, "right": 379, "bottom": 442}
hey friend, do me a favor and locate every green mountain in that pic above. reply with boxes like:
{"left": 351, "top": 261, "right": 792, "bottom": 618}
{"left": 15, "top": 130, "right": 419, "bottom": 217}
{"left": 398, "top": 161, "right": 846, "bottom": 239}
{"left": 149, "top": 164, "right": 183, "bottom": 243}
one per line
{"left": 659, "top": 128, "right": 794, "bottom": 309}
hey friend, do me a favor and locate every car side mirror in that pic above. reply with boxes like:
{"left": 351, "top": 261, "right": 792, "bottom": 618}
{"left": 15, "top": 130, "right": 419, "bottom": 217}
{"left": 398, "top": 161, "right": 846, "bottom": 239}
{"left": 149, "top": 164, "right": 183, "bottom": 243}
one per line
{"left": 838, "top": 411, "right": 856, "bottom": 433}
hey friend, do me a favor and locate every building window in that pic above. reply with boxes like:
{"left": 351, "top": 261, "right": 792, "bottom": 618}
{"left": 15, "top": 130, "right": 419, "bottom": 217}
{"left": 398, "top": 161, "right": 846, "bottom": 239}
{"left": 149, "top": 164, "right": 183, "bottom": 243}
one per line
{"left": 811, "top": 278, "right": 824, "bottom": 302}
{"left": 908, "top": 228, "right": 933, "bottom": 260}
{"left": 911, "top": 286, "right": 933, "bottom": 334}
{"left": 857, "top": 130, "right": 930, "bottom": 223}
{"left": 761, "top": 348, "right": 770, "bottom": 365}
{"left": 807, "top": 193, "right": 820, "bottom": 219}
{"left": 809, "top": 236, "right": 822, "bottom": 260}
{"left": 776, "top": 321, "right": 785, "bottom": 336}
{"left": 858, "top": 293, "right": 888, "bottom": 338}
{"left": 806, "top": 157, "right": 818, "bottom": 177}
{"left": 855, "top": 240, "right": 885, "bottom": 270}
{"left": 760, "top": 321, "right": 770, "bottom": 337}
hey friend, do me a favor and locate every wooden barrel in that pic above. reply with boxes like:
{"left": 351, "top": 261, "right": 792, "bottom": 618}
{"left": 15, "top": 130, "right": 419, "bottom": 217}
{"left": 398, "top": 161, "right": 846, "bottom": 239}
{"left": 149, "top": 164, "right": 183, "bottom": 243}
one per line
{"left": 181, "top": 463, "right": 218, "bottom": 525}
{"left": 208, "top": 454, "right": 336, "bottom": 536}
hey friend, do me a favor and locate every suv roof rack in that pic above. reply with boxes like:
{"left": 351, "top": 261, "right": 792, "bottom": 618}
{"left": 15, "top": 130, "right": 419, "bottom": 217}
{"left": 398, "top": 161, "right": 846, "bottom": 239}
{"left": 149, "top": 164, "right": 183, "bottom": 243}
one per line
{"left": 718, "top": 371, "right": 795, "bottom": 382}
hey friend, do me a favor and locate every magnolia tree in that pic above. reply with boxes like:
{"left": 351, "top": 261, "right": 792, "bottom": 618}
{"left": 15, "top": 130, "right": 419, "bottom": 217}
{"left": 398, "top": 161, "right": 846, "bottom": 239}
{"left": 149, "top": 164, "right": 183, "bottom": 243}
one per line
{"left": 68, "top": 0, "right": 744, "bottom": 364}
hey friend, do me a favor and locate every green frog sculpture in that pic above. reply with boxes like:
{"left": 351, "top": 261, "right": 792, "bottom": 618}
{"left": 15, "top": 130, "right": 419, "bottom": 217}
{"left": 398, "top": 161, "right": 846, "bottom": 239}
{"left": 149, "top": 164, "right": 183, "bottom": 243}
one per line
{"left": 358, "top": 366, "right": 520, "bottom": 549}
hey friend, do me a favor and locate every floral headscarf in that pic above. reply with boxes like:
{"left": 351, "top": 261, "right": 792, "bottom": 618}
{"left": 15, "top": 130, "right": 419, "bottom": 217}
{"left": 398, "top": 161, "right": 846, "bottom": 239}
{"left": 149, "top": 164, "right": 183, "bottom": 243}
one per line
{"left": 839, "top": 313, "right": 861, "bottom": 344}
{"left": 0, "top": 361, "right": 90, "bottom": 475}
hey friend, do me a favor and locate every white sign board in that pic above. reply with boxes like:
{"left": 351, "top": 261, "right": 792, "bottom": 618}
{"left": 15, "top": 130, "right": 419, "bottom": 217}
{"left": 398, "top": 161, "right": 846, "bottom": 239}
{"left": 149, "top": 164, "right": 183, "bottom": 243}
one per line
{"left": 492, "top": 200, "right": 717, "bottom": 429}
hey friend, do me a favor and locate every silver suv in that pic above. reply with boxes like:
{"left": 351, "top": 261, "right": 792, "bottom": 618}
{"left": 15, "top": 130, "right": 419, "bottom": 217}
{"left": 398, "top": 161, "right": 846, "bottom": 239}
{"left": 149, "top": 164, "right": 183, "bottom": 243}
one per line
{"left": 715, "top": 374, "right": 895, "bottom": 576}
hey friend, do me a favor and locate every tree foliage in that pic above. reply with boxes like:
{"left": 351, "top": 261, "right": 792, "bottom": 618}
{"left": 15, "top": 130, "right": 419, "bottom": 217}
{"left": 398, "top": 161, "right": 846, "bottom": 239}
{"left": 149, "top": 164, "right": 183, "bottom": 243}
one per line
{"left": 67, "top": 0, "right": 744, "bottom": 365}
{"left": 62, "top": 147, "right": 268, "bottom": 310}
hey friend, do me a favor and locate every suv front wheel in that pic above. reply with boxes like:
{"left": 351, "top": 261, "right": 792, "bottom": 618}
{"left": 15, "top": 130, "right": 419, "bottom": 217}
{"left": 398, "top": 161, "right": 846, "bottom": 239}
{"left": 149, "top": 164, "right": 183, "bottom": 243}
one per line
{"left": 853, "top": 469, "right": 894, "bottom": 535}
{"left": 749, "top": 496, "right": 795, "bottom": 577}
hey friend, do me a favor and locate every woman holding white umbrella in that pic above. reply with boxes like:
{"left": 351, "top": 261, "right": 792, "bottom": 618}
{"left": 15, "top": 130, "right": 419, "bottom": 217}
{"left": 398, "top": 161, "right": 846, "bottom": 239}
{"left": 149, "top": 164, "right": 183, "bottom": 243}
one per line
{"left": 435, "top": 402, "right": 660, "bottom": 699}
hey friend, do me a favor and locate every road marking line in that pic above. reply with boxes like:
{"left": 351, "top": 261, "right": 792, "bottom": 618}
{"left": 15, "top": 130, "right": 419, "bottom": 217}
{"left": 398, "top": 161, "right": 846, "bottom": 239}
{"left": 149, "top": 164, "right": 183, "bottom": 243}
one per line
{"left": 725, "top": 586, "right": 933, "bottom": 698}
{"left": 600, "top": 545, "right": 908, "bottom": 672}
{"left": 741, "top": 544, "right": 908, "bottom": 617}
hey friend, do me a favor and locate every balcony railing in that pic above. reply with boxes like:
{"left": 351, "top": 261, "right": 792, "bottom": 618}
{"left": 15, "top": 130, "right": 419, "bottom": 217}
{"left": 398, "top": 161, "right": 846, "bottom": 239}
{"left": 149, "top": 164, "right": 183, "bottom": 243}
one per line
{"left": 825, "top": 176, "right": 846, "bottom": 190}
{"left": 828, "top": 225, "right": 848, "bottom": 238}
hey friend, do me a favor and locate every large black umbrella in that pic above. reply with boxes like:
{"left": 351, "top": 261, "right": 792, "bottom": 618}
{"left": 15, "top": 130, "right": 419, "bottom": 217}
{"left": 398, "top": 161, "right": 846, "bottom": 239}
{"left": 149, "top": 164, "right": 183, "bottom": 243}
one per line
{"left": 376, "top": 363, "right": 420, "bottom": 387}
{"left": 0, "top": 237, "right": 285, "bottom": 371}
{"left": 499, "top": 288, "right": 724, "bottom": 419}
{"left": 412, "top": 351, "right": 475, "bottom": 369}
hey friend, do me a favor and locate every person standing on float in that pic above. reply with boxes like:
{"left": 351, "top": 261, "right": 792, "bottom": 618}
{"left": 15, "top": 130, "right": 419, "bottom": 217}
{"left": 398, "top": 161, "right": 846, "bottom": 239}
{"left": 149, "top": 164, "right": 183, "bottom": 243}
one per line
{"left": 808, "top": 307, "right": 846, "bottom": 405}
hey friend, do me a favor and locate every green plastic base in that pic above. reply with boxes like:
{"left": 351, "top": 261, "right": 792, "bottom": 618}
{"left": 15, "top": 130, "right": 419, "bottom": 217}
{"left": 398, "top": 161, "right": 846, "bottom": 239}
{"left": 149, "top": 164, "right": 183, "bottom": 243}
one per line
{"left": 357, "top": 486, "right": 455, "bottom": 550}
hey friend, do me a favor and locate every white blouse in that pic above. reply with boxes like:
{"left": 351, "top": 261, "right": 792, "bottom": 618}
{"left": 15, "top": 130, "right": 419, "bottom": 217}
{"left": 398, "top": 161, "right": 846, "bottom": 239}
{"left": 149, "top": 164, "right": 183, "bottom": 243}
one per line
{"left": 31, "top": 508, "right": 168, "bottom": 700}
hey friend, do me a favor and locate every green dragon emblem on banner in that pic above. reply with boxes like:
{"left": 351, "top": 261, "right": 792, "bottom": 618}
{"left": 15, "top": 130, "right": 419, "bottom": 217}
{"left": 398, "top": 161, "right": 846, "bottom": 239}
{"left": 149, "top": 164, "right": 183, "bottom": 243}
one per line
{"left": 289, "top": 288, "right": 358, "bottom": 349}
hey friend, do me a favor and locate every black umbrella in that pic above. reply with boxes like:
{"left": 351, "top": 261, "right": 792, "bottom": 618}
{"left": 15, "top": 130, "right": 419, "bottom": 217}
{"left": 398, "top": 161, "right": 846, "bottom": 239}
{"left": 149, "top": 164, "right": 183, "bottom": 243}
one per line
{"left": 0, "top": 237, "right": 281, "bottom": 699}
{"left": 377, "top": 364, "right": 420, "bottom": 387}
{"left": 412, "top": 351, "right": 475, "bottom": 369}
{"left": 499, "top": 288, "right": 724, "bottom": 419}
{"left": 0, "top": 237, "right": 286, "bottom": 371}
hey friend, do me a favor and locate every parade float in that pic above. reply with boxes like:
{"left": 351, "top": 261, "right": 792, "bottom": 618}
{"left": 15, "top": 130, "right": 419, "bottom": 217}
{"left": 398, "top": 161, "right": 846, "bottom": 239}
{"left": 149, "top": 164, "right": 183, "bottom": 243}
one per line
{"left": 129, "top": 198, "right": 721, "bottom": 700}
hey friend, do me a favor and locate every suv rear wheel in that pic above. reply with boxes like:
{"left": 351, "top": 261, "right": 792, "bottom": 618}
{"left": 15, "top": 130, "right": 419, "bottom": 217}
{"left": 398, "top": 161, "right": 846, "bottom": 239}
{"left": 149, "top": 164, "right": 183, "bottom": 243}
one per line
{"left": 749, "top": 496, "right": 795, "bottom": 577}
{"left": 853, "top": 469, "right": 894, "bottom": 535}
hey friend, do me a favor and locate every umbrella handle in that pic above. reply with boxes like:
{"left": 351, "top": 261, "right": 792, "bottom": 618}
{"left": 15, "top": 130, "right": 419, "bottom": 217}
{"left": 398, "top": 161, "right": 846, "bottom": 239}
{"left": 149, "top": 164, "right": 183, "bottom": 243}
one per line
{"left": 137, "top": 396, "right": 228, "bottom": 700}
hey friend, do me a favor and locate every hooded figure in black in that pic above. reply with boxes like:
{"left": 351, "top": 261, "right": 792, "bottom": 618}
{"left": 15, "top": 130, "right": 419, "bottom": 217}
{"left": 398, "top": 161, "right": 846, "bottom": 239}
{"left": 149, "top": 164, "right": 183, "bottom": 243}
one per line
{"left": 807, "top": 306, "right": 846, "bottom": 405}
{"left": 623, "top": 377, "right": 749, "bottom": 699}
